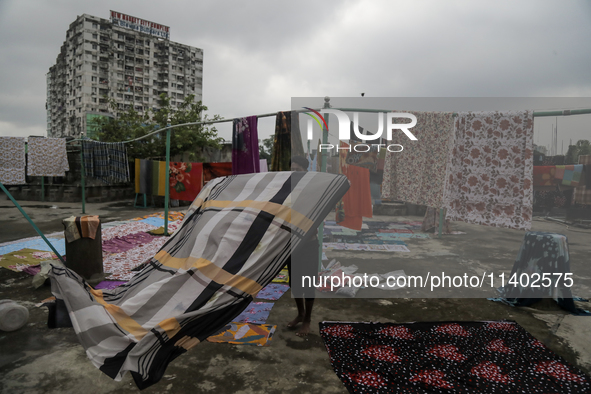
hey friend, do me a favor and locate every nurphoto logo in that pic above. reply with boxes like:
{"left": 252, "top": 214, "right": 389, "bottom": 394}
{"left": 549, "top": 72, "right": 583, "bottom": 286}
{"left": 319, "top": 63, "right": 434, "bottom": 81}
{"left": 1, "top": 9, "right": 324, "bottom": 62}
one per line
{"left": 302, "top": 107, "right": 418, "bottom": 153}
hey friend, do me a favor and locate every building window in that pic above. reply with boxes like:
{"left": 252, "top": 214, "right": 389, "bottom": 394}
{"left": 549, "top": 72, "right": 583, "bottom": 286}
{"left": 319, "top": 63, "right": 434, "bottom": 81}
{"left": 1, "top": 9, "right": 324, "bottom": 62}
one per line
{"left": 92, "top": 65, "right": 97, "bottom": 71}
{"left": 92, "top": 44, "right": 97, "bottom": 49}
{"left": 92, "top": 23, "right": 98, "bottom": 29}
{"left": 91, "top": 76, "right": 97, "bottom": 82}
{"left": 92, "top": 98, "right": 97, "bottom": 103}
{"left": 92, "top": 34, "right": 98, "bottom": 39}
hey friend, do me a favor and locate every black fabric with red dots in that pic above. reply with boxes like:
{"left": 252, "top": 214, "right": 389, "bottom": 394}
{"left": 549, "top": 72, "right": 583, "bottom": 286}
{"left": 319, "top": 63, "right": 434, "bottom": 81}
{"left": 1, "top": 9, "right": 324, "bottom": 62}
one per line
{"left": 319, "top": 321, "right": 591, "bottom": 393}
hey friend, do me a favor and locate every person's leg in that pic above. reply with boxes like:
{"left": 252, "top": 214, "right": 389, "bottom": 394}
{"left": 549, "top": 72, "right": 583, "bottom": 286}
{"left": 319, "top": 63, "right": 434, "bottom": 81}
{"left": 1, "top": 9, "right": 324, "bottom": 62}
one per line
{"left": 287, "top": 298, "right": 305, "bottom": 328}
{"left": 296, "top": 298, "right": 315, "bottom": 337}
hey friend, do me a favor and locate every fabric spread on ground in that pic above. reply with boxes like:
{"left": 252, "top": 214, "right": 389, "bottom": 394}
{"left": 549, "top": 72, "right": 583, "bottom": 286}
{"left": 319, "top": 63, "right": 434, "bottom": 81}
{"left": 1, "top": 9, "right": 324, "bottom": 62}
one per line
{"left": 234, "top": 301, "right": 274, "bottom": 324}
{"left": 206, "top": 322, "right": 276, "bottom": 346}
{"left": 47, "top": 171, "right": 349, "bottom": 389}
{"left": 256, "top": 283, "right": 290, "bottom": 300}
{"left": 319, "top": 320, "right": 591, "bottom": 393}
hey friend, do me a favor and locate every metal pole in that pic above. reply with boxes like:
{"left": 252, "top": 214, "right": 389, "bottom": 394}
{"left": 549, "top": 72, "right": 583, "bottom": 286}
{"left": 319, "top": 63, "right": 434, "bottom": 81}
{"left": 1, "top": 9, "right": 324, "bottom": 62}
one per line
{"left": 41, "top": 177, "right": 44, "bottom": 202}
{"left": 0, "top": 182, "right": 66, "bottom": 264}
{"left": 438, "top": 208, "right": 444, "bottom": 239}
{"left": 318, "top": 97, "right": 331, "bottom": 270}
{"left": 80, "top": 147, "right": 86, "bottom": 214}
{"left": 164, "top": 129, "right": 171, "bottom": 236}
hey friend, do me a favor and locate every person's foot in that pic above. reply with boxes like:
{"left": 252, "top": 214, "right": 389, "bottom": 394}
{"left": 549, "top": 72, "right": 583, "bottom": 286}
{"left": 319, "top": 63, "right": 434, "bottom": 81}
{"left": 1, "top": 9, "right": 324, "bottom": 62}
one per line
{"left": 287, "top": 315, "right": 304, "bottom": 328}
{"left": 296, "top": 321, "right": 311, "bottom": 337}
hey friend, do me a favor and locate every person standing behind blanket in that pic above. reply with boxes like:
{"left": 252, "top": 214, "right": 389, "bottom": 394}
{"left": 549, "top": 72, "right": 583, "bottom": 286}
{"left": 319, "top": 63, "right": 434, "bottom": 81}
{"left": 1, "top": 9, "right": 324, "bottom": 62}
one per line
{"left": 287, "top": 155, "right": 318, "bottom": 336}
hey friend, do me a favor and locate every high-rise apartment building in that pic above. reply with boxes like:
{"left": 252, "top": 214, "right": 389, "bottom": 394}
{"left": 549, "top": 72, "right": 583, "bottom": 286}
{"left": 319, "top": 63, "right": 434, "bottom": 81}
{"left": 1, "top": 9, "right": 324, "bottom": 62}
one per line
{"left": 46, "top": 11, "right": 203, "bottom": 138}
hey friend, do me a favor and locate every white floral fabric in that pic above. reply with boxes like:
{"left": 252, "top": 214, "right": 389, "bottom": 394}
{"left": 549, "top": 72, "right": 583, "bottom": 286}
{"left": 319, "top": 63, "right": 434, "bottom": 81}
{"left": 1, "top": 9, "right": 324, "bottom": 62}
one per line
{"left": 445, "top": 111, "right": 534, "bottom": 230}
{"left": 381, "top": 112, "right": 455, "bottom": 208}
{"left": 27, "top": 137, "right": 69, "bottom": 177}
{"left": 0, "top": 137, "right": 26, "bottom": 184}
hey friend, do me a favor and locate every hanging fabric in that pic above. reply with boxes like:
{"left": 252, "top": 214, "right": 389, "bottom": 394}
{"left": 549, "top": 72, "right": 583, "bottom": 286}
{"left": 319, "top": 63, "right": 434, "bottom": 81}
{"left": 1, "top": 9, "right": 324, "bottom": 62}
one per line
{"left": 381, "top": 111, "right": 455, "bottom": 208}
{"left": 203, "top": 162, "right": 232, "bottom": 182}
{"left": 259, "top": 159, "right": 268, "bottom": 172}
{"left": 574, "top": 155, "right": 591, "bottom": 205}
{"left": 169, "top": 162, "right": 203, "bottom": 202}
{"left": 445, "top": 111, "right": 534, "bottom": 230}
{"left": 134, "top": 159, "right": 167, "bottom": 196}
{"left": 48, "top": 171, "right": 350, "bottom": 389}
{"left": 232, "top": 116, "right": 260, "bottom": 174}
{"left": 270, "top": 111, "right": 304, "bottom": 171}
{"left": 81, "top": 140, "right": 130, "bottom": 184}
{"left": 0, "top": 137, "right": 26, "bottom": 185}
{"left": 27, "top": 137, "right": 69, "bottom": 177}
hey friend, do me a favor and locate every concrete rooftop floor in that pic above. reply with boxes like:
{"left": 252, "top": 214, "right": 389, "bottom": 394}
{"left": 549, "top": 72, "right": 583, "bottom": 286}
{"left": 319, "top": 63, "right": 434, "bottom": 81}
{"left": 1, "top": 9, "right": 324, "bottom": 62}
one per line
{"left": 0, "top": 199, "right": 590, "bottom": 393}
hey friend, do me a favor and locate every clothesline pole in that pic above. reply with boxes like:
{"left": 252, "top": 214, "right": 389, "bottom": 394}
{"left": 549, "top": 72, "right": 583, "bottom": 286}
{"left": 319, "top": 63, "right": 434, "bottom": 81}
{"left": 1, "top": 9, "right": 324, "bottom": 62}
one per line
{"left": 318, "top": 97, "right": 331, "bottom": 270}
{"left": 41, "top": 177, "right": 44, "bottom": 202}
{"left": 0, "top": 182, "right": 66, "bottom": 264}
{"left": 80, "top": 148, "right": 86, "bottom": 214}
{"left": 164, "top": 129, "right": 171, "bottom": 236}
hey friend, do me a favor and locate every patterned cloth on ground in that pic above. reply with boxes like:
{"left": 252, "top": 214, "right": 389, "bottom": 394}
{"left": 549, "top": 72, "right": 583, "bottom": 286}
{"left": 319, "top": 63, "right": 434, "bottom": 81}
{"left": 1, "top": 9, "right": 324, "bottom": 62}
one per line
{"left": 256, "top": 283, "right": 290, "bottom": 300}
{"left": 101, "top": 222, "right": 158, "bottom": 241}
{"left": 271, "top": 111, "right": 304, "bottom": 171}
{"left": 94, "top": 281, "right": 127, "bottom": 290}
{"left": 169, "top": 162, "right": 203, "bottom": 201}
{"left": 232, "top": 116, "right": 260, "bottom": 175}
{"left": 131, "top": 211, "right": 186, "bottom": 222}
{"left": 0, "top": 248, "right": 58, "bottom": 272}
{"left": 497, "top": 231, "right": 588, "bottom": 315}
{"left": 272, "top": 268, "right": 289, "bottom": 283}
{"left": 0, "top": 238, "right": 65, "bottom": 256}
{"left": 382, "top": 111, "right": 455, "bottom": 208}
{"left": 101, "top": 236, "right": 169, "bottom": 281}
{"left": 206, "top": 323, "right": 276, "bottom": 346}
{"left": 82, "top": 141, "right": 130, "bottom": 184}
{"left": 445, "top": 111, "right": 534, "bottom": 231}
{"left": 320, "top": 320, "right": 591, "bottom": 393}
{"left": 0, "top": 137, "right": 26, "bottom": 184}
{"left": 48, "top": 171, "right": 349, "bottom": 389}
{"left": 27, "top": 137, "right": 69, "bottom": 177}
{"left": 102, "top": 231, "right": 159, "bottom": 254}
{"left": 234, "top": 302, "right": 274, "bottom": 325}
{"left": 62, "top": 215, "right": 100, "bottom": 243}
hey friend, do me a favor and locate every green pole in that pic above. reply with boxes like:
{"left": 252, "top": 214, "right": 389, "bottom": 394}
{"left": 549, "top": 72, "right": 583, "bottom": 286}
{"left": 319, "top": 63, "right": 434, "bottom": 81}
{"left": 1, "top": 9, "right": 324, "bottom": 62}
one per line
{"left": 0, "top": 182, "right": 66, "bottom": 264}
{"left": 41, "top": 177, "right": 44, "bottom": 202}
{"left": 164, "top": 129, "right": 171, "bottom": 236}
{"left": 80, "top": 147, "right": 86, "bottom": 214}
{"left": 438, "top": 208, "right": 444, "bottom": 239}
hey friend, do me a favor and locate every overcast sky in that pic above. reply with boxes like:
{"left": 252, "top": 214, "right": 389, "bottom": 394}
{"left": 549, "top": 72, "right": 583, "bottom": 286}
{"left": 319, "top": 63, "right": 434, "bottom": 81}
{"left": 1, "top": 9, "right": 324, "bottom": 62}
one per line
{"left": 1, "top": 0, "right": 590, "bottom": 152}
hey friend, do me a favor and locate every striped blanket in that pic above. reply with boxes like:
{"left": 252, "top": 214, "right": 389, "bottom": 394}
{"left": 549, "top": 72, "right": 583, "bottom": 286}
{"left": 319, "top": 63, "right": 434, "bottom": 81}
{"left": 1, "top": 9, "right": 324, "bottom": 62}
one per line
{"left": 48, "top": 171, "right": 349, "bottom": 389}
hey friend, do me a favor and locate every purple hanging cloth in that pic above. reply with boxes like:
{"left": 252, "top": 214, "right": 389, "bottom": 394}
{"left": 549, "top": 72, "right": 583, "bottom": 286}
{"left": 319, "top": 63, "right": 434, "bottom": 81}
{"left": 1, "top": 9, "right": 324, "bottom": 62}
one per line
{"left": 232, "top": 116, "right": 260, "bottom": 175}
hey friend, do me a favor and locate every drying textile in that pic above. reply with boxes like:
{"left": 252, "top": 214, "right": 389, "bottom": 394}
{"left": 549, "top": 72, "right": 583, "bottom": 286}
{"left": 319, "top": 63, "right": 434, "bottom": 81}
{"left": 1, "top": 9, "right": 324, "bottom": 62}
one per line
{"left": 82, "top": 141, "right": 130, "bottom": 184}
{"left": 555, "top": 165, "right": 583, "bottom": 187}
{"left": 63, "top": 216, "right": 100, "bottom": 243}
{"left": 575, "top": 156, "right": 591, "bottom": 205}
{"left": 497, "top": 232, "right": 588, "bottom": 315}
{"left": 345, "top": 142, "right": 379, "bottom": 173}
{"left": 48, "top": 171, "right": 349, "bottom": 389}
{"left": 234, "top": 301, "right": 274, "bottom": 325}
{"left": 0, "top": 248, "right": 57, "bottom": 272}
{"left": 135, "top": 159, "right": 167, "bottom": 196}
{"left": 169, "top": 162, "right": 203, "bottom": 202}
{"left": 259, "top": 159, "right": 268, "bottom": 172}
{"left": 102, "top": 221, "right": 158, "bottom": 241}
{"left": 94, "top": 281, "right": 127, "bottom": 290}
{"left": 0, "top": 137, "right": 26, "bottom": 185}
{"left": 421, "top": 207, "right": 451, "bottom": 233}
{"left": 320, "top": 320, "right": 590, "bottom": 393}
{"left": 270, "top": 111, "right": 304, "bottom": 171}
{"left": 132, "top": 211, "right": 186, "bottom": 222}
{"left": 27, "top": 137, "right": 69, "bottom": 177}
{"left": 337, "top": 164, "right": 373, "bottom": 231}
{"left": 101, "top": 236, "right": 169, "bottom": 281}
{"left": 533, "top": 166, "right": 557, "bottom": 187}
{"left": 202, "top": 162, "right": 232, "bottom": 183}
{"left": 232, "top": 116, "right": 260, "bottom": 175}
{"left": 381, "top": 112, "right": 454, "bottom": 208}
{"left": 102, "top": 232, "right": 158, "bottom": 254}
{"left": 445, "top": 111, "right": 534, "bottom": 231}
{"left": 206, "top": 323, "right": 276, "bottom": 346}
{"left": 0, "top": 238, "right": 65, "bottom": 256}
{"left": 256, "top": 283, "right": 290, "bottom": 300}
{"left": 272, "top": 268, "right": 289, "bottom": 283}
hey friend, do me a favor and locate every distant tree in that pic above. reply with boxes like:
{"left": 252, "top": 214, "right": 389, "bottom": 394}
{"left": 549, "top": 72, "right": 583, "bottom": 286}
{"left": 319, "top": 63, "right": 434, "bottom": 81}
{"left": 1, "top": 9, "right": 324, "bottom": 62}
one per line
{"left": 565, "top": 139, "right": 591, "bottom": 164}
{"left": 258, "top": 136, "right": 274, "bottom": 161}
{"left": 98, "top": 94, "right": 223, "bottom": 161}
